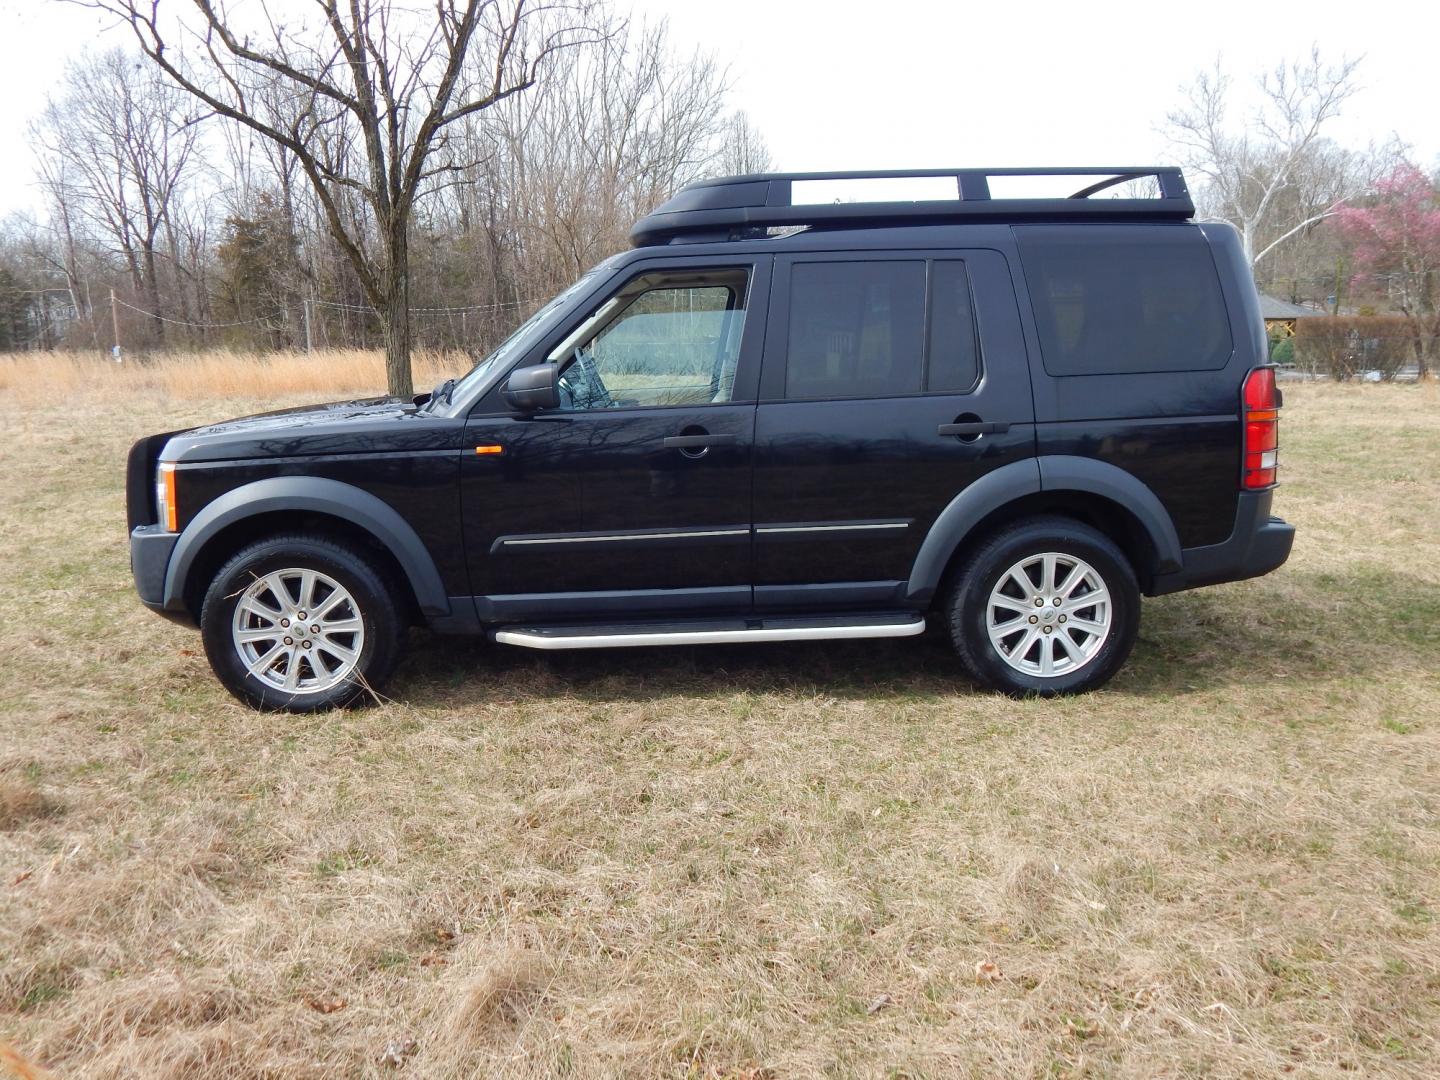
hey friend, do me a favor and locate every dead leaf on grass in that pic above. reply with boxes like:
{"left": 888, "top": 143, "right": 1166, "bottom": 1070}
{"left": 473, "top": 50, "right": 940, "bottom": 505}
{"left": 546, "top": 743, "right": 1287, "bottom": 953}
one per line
{"left": 306, "top": 995, "right": 348, "bottom": 1014}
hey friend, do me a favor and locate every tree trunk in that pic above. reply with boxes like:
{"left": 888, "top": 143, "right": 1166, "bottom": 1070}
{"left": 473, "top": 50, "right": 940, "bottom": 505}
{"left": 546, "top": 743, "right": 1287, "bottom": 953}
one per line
{"left": 142, "top": 244, "right": 165, "bottom": 347}
{"left": 382, "top": 221, "right": 414, "bottom": 399}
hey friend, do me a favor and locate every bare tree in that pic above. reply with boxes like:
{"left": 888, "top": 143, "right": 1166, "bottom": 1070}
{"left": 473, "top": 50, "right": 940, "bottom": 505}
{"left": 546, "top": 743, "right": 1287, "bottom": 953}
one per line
{"left": 32, "top": 48, "right": 205, "bottom": 347}
{"left": 713, "top": 110, "right": 773, "bottom": 177}
{"left": 436, "top": 16, "right": 731, "bottom": 311}
{"left": 1166, "top": 48, "right": 1370, "bottom": 266}
{"left": 84, "top": 0, "right": 601, "bottom": 396}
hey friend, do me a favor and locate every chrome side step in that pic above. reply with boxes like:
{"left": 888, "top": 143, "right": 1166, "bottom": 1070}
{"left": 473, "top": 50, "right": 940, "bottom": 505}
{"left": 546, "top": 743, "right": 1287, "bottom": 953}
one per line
{"left": 492, "top": 612, "right": 926, "bottom": 651}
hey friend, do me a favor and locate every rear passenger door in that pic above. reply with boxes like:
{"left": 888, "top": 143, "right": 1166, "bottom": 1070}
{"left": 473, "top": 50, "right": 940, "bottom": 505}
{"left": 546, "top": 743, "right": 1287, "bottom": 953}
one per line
{"left": 751, "top": 250, "right": 1034, "bottom": 609}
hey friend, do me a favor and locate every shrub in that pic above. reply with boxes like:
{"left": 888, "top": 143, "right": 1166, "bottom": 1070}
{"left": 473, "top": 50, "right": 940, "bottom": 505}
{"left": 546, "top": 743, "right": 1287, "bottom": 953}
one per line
{"left": 1293, "top": 316, "right": 1414, "bottom": 380}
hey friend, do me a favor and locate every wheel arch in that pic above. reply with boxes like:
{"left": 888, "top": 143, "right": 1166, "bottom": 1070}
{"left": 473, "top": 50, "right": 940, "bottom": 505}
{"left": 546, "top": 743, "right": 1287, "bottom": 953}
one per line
{"left": 905, "top": 456, "right": 1183, "bottom": 605}
{"left": 162, "top": 477, "right": 449, "bottom": 622}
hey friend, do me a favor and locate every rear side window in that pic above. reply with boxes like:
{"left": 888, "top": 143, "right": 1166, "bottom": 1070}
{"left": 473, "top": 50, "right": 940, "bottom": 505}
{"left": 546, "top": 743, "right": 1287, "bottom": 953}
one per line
{"left": 783, "top": 260, "right": 980, "bottom": 398}
{"left": 927, "top": 261, "right": 980, "bottom": 393}
{"left": 1017, "top": 225, "right": 1233, "bottom": 376}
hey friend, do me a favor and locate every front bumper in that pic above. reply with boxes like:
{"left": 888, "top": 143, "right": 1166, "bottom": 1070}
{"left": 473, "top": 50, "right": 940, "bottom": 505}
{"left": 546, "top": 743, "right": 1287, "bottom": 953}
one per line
{"left": 130, "top": 525, "right": 194, "bottom": 626}
{"left": 1149, "top": 490, "right": 1295, "bottom": 596}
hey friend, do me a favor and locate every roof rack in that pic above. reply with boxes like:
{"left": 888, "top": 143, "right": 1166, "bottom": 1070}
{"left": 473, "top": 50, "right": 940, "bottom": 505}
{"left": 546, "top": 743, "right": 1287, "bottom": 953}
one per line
{"left": 630, "top": 166, "right": 1194, "bottom": 247}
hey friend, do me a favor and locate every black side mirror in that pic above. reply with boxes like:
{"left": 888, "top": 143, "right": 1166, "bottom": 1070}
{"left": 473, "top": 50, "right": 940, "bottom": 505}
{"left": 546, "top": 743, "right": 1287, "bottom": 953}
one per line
{"left": 503, "top": 364, "right": 560, "bottom": 412}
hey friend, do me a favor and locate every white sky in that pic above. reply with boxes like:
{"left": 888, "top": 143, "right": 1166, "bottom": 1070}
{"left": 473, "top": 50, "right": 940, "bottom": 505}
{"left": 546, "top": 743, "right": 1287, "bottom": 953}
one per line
{"left": 1, "top": 0, "right": 1437, "bottom": 217}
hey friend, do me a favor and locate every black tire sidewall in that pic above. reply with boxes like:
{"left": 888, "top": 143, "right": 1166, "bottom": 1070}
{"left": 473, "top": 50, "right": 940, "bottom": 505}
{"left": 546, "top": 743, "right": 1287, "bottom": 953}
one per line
{"left": 951, "top": 520, "right": 1140, "bottom": 696}
{"left": 200, "top": 537, "right": 400, "bottom": 712}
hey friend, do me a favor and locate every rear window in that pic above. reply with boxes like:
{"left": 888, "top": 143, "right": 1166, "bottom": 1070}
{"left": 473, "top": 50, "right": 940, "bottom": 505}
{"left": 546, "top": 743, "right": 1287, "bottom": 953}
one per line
{"left": 1016, "top": 225, "right": 1233, "bottom": 376}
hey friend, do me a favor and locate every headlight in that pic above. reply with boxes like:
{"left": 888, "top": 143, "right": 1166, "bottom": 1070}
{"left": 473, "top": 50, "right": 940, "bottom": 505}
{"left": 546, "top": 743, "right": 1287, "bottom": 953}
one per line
{"left": 156, "top": 463, "right": 178, "bottom": 532}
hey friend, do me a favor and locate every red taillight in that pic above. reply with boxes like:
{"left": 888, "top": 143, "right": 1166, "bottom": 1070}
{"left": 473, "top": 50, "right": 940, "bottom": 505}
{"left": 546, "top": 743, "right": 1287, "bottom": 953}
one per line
{"left": 1242, "top": 368, "right": 1279, "bottom": 489}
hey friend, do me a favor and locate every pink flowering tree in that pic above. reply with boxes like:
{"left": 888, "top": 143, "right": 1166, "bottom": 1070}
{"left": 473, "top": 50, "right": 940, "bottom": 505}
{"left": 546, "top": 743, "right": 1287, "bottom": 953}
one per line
{"left": 1334, "top": 164, "right": 1440, "bottom": 378}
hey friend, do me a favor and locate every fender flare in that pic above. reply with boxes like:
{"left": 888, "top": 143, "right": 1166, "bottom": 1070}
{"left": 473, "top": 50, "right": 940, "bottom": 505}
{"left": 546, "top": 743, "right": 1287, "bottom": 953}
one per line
{"left": 904, "top": 455, "right": 1183, "bottom": 604}
{"left": 905, "top": 459, "right": 1041, "bottom": 605}
{"left": 1036, "top": 456, "right": 1183, "bottom": 574}
{"left": 161, "top": 476, "right": 450, "bottom": 616}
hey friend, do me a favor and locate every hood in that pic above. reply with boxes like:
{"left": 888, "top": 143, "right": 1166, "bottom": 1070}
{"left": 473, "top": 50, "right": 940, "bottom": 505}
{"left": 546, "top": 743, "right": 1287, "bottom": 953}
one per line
{"left": 161, "top": 397, "right": 465, "bottom": 464}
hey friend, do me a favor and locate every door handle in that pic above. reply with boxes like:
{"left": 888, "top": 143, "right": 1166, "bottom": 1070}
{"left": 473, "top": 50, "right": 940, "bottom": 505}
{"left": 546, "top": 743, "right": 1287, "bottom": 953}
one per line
{"left": 938, "top": 421, "right": 1010, "bottom": 437}
{"left": 664, "top": 433, "right": 738, "bottom": 448}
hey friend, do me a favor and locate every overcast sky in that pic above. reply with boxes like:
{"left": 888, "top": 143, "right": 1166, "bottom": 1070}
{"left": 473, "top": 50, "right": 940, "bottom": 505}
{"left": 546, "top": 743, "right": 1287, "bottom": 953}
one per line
{"left": 1, "top": 0, "right": 1436, "bottom": 216}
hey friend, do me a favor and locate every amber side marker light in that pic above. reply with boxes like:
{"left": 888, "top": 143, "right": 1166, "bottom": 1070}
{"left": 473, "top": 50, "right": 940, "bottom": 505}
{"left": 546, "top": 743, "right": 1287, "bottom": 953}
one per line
{"left": 474, "top": 445, "right": 504, "bottom": 456}
{"left": 160, "top": 463, "right": 179, "bottom": 532}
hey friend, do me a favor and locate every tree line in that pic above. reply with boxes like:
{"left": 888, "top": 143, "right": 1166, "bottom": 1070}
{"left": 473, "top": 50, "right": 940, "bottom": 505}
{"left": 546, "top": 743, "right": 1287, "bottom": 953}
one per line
{"left": 1166, "top": 48, "right": 1439, "bottom": 376}
{"left": 2, "top": 1, "right": 769, "bottom": 395}
{"left": 0, "top": 8, "right": 1435, "bottom": 387}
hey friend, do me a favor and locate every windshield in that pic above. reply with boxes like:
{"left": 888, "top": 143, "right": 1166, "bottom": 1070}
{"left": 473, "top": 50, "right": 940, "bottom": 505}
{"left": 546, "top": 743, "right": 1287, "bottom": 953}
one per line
{"left": 438, "top": 258, "right": 620, "bottom": 409}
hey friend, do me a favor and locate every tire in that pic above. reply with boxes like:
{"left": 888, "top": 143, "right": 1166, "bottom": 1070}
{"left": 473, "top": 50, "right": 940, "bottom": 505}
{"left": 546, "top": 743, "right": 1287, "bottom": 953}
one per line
{"left": 199, "top": 535, "right": 403, "bottom": 712}
{"left": 947, "top": 516, "right": 1140, "bottom": 697}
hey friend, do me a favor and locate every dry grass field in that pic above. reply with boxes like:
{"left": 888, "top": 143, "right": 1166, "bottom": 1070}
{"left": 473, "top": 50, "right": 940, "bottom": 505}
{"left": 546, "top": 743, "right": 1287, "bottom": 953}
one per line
{"left": 2, "top": 354, "right": 1438, "bottom": 1079}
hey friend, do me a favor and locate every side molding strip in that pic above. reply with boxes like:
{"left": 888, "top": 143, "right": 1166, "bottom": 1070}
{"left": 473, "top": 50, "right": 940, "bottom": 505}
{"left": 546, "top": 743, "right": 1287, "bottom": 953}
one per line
{"left": 756, "top": 521, "right": 909, "bottom": 535}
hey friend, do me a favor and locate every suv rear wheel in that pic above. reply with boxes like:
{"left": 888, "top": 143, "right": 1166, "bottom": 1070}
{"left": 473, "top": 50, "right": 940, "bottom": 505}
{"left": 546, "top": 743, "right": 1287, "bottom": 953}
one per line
{"left": 200, "top": 535, "right": 403, "bottom": 711}
{"left": 947, "top": 516, "right": 1139, "bottom": 696}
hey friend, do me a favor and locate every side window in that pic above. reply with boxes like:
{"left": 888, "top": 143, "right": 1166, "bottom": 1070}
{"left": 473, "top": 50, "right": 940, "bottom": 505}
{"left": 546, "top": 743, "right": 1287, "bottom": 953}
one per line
{"left": 785, "top": 262, "right": 925, "bottom": 398}
{"left": 1016, "top": 225, "right": 1234, "bottom": 376}
{"left": 782, "top": 259, "right": 982, "bottom": 399}
{"left": 926, "top": 261, "right": 980, "bottom": 393}
{"left": 557, "top": 269, "right": 748, "bottom": 410}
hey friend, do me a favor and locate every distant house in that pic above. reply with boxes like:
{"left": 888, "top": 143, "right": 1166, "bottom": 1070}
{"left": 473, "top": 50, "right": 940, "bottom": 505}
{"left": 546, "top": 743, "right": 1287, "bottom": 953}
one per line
{"left": 1258, "top": 294, "right": 1323, "bottom": 339}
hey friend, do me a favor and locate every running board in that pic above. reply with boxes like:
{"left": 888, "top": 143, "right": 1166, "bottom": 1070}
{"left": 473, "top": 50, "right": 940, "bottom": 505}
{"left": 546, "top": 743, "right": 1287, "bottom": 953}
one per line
{"left": 492, "top": 612, "right": 926, "bottom": 650}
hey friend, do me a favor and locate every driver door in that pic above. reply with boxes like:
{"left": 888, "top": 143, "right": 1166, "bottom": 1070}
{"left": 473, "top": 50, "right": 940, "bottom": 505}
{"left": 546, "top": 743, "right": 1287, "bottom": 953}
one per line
{"left": 461, "top": 257, "right": 770, "bottom": 619}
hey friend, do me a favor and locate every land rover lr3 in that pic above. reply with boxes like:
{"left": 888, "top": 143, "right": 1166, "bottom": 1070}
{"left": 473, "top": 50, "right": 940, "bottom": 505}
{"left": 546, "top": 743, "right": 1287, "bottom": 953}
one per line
{"left": 126, "top": 166, "right": 1294, "bottom": 711}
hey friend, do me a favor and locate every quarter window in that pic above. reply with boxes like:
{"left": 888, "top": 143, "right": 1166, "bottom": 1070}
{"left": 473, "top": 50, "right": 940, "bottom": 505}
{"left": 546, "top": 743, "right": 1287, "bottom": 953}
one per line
{"left": 1016, "top": 225, "right": 1233, "bottom": 376}
{"left": 556, "top": 269, "right": 749, "bottom": 410}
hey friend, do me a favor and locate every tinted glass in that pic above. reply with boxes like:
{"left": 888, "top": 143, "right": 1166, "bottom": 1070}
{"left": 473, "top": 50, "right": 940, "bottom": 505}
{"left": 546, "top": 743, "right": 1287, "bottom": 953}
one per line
{"left": 559, "top": 271, "right": 747, "bottom": 410}
{"left": 1017, "top": 225, "right": 1233, "bottom": 376}
{"left": 785, "top": 261, "right": 925, "bottom": 398}
{"left": 926, "top": 261, "right": 980, "bottom": 392}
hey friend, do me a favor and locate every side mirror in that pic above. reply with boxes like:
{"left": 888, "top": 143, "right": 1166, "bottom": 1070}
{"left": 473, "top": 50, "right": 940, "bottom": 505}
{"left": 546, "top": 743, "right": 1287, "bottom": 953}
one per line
{"left": 503, "top": 364, "right": 560, "bottom": 412}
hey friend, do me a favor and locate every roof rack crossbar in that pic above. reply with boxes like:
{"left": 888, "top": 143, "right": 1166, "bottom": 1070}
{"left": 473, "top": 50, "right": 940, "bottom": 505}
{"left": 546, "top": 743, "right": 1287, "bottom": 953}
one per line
{"left": 630, "top": 166, "right": 1194, "bottom": 246}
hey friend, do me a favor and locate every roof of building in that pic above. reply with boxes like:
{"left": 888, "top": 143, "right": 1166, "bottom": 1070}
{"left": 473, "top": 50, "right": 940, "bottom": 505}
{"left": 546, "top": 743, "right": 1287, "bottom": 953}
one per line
{"left": 1258, "top": 294, "right": 1323, "bottom": 320}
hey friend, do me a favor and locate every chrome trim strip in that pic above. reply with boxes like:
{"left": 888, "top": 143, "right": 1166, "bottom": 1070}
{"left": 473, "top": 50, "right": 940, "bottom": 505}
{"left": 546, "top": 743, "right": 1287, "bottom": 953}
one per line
{"left": 494, "top": 617, "right": 926, "bottom": 651}
{"left": 756, "top": 522, "right": 909, "bottom": 535}
{"left": 502, "top": 528, "right": 749, "bottom": 547}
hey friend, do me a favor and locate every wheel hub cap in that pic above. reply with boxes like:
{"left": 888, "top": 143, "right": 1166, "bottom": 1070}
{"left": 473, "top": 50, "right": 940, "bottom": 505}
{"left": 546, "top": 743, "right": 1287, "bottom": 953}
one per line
{"left": 231, "top": 569, "right": 365, "bottom": 695}
{"left": 985, "top": 552, "right": 1112, "bottom": 678}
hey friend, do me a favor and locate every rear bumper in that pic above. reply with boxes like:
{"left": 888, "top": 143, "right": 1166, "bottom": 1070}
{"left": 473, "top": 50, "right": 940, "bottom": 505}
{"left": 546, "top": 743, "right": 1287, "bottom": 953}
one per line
{"left": 1148, "top": 490, "right": 1294, "bottom": 596}
{"left": 130, "top": 525, "right": 195, "bottom": 627}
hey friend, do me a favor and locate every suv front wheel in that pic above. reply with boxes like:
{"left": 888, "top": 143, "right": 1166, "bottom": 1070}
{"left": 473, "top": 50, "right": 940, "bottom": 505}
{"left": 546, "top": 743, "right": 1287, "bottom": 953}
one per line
{"left": 947, "top": 517, "right": 1140, "bottom": 696}
{"left": 200, "top": 535, "right": 403, "bottom": 711}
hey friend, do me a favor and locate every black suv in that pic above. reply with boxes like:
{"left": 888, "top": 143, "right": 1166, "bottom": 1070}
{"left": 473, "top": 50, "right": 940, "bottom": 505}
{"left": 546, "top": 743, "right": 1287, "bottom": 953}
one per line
{"left": 127, "top": 167, "right": 1294, "bottom": 710}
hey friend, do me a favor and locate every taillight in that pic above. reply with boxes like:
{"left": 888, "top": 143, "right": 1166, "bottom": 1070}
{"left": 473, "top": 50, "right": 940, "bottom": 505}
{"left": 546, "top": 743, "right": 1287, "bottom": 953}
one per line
{"left": 1242, "top": 367, "right": 1279, "bottom": 489}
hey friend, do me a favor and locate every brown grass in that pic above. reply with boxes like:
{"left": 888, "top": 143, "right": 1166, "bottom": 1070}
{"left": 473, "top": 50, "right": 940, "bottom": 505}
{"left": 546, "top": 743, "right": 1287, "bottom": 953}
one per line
{"left": 1, "top": 377, "right": 1438, "bottom": 1077}
{"left": 0, "top": 348, "right": 466, "bottom": 403}
{"left": 0, "top": 776, "right": 55, "bottom": 830}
